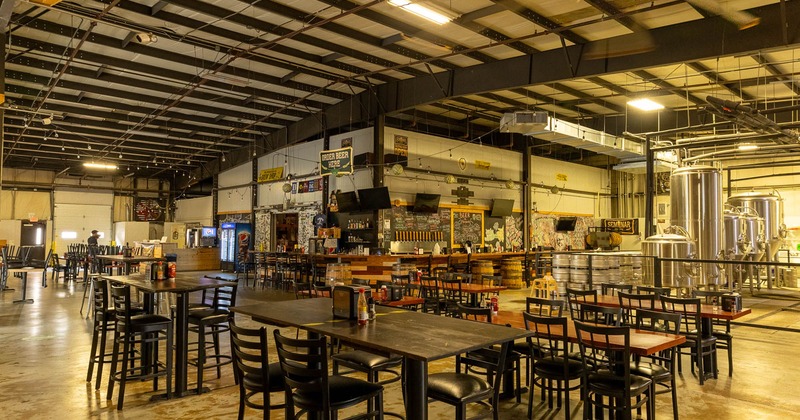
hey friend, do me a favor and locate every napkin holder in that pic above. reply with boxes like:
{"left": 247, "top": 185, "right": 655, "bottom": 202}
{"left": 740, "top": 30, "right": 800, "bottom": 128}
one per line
{"left": 332, "top": 285, "right": 371, "bottom": 320}
{"left": 721, "top": 293, "right": 742, "bottom": 312}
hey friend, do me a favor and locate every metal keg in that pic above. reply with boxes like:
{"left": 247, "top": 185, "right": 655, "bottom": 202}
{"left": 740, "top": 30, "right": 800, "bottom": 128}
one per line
{"left": 570, "top": 254, "right": 590, "bottom": 269}
{"left": 727, "top": 191, "right": 784, "bottom": 261}
{"left": 641, "top": 226, "right": 697, "bottom": 287}
{"left": 670, "top": 165, "right": 724, "bottom": 285}
{"left": 552, "top": 254, "right": 571, "bottom": 268}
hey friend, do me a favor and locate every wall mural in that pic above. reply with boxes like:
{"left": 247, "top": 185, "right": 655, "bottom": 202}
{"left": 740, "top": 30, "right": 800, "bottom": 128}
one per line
{"left": 531, "top": 214, "right": 595, "bottom": 251}
{"left": 255, "top": 211, "right": 271, "bottom": 251}
{"left": 504, "top": 214, "right": 523, "bottom": 251}
{"left": 297, "top": 209, "right": 316, "bottom": 252}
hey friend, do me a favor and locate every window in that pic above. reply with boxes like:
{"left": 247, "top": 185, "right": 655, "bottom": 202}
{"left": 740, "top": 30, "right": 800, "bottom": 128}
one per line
{"left": 62, "top": 231, "right": 78, "bottom": 239}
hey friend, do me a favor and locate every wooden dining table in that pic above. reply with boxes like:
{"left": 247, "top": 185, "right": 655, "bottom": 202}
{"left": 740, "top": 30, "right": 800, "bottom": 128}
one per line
{"left": 95, "top": 254, "right": 166, "bottom": 275}
{"left": 232, "top": 298, "right": 532, "bottom": 419}
{"left": 492, "top": 309, "right": 686, "bottom": 356}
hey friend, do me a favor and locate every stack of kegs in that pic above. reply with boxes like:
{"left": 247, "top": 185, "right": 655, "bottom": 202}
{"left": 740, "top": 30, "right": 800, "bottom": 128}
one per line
{"left": 569, "top": 254, "right": 590, "bottom": 291}
{"left": 631, "top": 255, "right": 643, "bottom": 283}
{"left": 589, "top": 254, "right": 609, "bottom": 292}
{"left": 551, "top": 254, "right": 571, "bottom": 295}
{"left": 605, "top": 254, "right": 622, "bottom": 284}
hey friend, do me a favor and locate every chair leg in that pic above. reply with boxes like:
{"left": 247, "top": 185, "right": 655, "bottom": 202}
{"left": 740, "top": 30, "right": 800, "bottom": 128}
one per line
{"left": 728, "top": 341, "right": 733, "bottom": 376}
{"left": 95, "top": 321, "right": 109, "bottom": 390}
{"left": 87, "top": 318, "right": 100, "bottom": 383}
{"left": 117, "top": 334, "right": 131, "bottom": 410}
{"left": 166, "top": 327, "right": 173, "bottom": 398}
{"left": 197, "top": 324, "right": 206, "bottom": 393}
{"left": 106, "top": 329, "right": 120, "bottom": 401}
{"left": 671, "top": 376, "right": 679, "bottom": 420}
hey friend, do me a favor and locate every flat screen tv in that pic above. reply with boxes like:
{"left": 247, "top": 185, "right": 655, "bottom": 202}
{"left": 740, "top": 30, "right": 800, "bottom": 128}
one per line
{"left": 490, "top": 199, "right": 514, "bottom": 217}
{"left": 555, "top": 217, "right": 577, "bottom": 232}
{"left": 412, "top": 193, "right": 441, "bottom": 213}
{"left": 335, "top": 191, "right": 359, "bottom": 213}
{"left": 358, "top": 187, "right": 391, "bottom": 210}
{"left": 201, "top": 227, "right": 217, "bottom": 238}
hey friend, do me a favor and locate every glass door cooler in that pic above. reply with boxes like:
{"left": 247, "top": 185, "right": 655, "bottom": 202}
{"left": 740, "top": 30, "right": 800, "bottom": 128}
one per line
{"left": 220, "top": 222, "right": 252, "bottom": 271}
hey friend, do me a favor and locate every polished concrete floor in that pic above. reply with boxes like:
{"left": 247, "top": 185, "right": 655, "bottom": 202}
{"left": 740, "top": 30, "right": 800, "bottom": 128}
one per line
{"left": 2, "top": 272, "right": 800, "bottom": 419}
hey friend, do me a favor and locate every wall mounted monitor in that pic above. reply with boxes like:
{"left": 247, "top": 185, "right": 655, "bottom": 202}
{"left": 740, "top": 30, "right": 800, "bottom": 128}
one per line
{"left": 412, "top": 193, "right": 441, "bottom": 213}
{"left": 555, "top": 217, "right": 577, "bottom": 232}
{"left": 335, "top": 191, "right": 360, "bottom": 213}
{"left": 358, "top": 187, "right": 392, "bottom": 210}
{"left": 490, "top": 199, "right": 514, "bottom": 217}
{"left": 201, "top": 227, "right": 217, "bottom": 238}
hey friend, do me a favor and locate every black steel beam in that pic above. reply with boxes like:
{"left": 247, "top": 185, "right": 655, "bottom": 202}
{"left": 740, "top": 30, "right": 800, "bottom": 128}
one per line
{"left": 686, "top": 61, "right": 755, "bottom": 101}
{"left": 632, "top": 70, "right": 706, "bottom": 106}
{"left": 490, "top": 0, "right": 587, "bottom": 45}
{"left": 750, "top": 54, "right": 800, "bottom": 95}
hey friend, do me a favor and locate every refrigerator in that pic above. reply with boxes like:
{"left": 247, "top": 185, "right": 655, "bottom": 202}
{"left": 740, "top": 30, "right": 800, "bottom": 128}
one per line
{"left": 220, "top": 222, "right": 252, "bottom": 271}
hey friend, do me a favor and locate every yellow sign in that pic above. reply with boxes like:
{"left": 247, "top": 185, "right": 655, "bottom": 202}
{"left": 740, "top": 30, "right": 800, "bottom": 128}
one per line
{"left": 475, "top": 160, "right": 491, "bottom": 170}
{"left": 257, "top": 166, "right": 284, "bottom": 183}
{"left": 555, "top": 173, "right": 568, "bottom": 182}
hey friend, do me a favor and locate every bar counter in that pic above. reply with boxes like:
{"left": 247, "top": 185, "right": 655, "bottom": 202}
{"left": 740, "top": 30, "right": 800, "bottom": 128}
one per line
{"left": 317, "top": 252, "right": 527, "bottom": 282}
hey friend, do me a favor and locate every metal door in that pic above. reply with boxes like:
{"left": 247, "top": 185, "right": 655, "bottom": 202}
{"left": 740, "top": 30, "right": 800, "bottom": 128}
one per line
{"left": 20, "top": 220, "right": 46, "bottom": 264}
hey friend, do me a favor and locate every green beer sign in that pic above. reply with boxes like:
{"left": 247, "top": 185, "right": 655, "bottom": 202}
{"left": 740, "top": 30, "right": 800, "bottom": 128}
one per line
{"left": 320, "top": 147, "right": 353, "bottom": 176}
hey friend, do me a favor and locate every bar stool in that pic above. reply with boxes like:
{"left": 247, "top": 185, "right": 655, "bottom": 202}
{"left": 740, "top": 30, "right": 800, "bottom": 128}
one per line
{"left": 187, "top": 280, "right": 237, "bottom": 393}
{"left": 107, "top": 284, "right": 173, "bottom": 410}
{"left": 86, "top": 278, "right": 116, "bottom": 389}
{"left": 332, "top": 350, "right": 403, "bottom": 418}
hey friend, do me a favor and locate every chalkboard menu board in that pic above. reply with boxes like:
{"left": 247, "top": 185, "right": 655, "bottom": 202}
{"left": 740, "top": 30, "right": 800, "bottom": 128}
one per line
{"left": 452, "top": 210, "right": 483, "bottom": 247}
{"left": 388, "top": 206, "right": 451, "bottom": 241}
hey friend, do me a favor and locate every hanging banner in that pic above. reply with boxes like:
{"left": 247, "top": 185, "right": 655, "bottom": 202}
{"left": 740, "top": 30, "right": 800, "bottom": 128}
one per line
{"left": 257, "top": 166, "right": 284, "bottom": 183}
{"left": 601, "top": 218, "right": 638, "bottom": 235}
{"left": 320, "top": 147, "right": 353, "bottom": 176}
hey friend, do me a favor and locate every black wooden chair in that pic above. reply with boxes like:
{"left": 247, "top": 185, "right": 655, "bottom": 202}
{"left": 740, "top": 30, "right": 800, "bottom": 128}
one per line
{"left": 515, "top": 297, "right": 565, "bottom": 387}
{"left": 633, "top": 309, "right": 682, "bottom": 420}
{"left": 637, "top": 285, "right": 672, "bottom": 297}
{"left": 576, "top": 302, "right": 622, "bottom": 326}
{"left": 566, "top": 288, "right": 598, "bottom": 320}
{"left": 229, "top": 319, "right": 285, "bottom": 419}
{"left": 107, "top": 284, "right": 173, "bottom": 410}
{"left": 617, "top": 291, "right": 656, "bottom": 326}
{"left": 524, "top": 313, "right": 583, "bottom": 420}
{"left": 660, "top": 295, "right": 718, "bottom": 385}
{"left": 187, "top": 280, "right": 238, "bottom": 393}
{"left": 600, "top": 283, "right": 633, "bottom": 296}
{"left": 692, "top": 289, "right": 734, "bottom": 376}
{"left": 419, "top": 275, "right": 444, "bottom": 315}
{"left": 273, "top": 330, "right": 384, "bottom": 419}
{"left": 574, "top": 320, "right": 653, "bottom": 420}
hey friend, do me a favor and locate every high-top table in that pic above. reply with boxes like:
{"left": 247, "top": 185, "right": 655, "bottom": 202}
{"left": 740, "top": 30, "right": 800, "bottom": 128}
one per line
{"left": 102, "top": 271, "right": 236, "bottom": 397}
{"left": 232, "top": 298, "right": 532, "bottom": 419}
{"left": 95, "top": 254, "right": 166, "bottom": 275}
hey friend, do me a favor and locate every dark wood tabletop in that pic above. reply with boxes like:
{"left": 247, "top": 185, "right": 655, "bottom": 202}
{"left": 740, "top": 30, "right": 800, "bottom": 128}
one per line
{"left": 101, "top": 271, "right": 234, "bottom": 293}
{"left": 441, "top": 282, "right": 508, "bottom": 294}
{"left": 95, "top": 255, "right": 166, "bottom": 263}
{"left": 594, "top": 294, "right": 752, "bottom": 320}
{"left": 492, "top": 310, "right": 686, "bottom": 356}
{"left": 232, "top": 298, "right": 531, "bottom": 362}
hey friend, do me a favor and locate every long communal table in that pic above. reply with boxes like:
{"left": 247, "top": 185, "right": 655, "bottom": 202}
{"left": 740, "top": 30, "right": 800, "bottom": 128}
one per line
{"left": 232, "top": 298, "right": 533, "bottom": 419}
{"left": 96, "top": 254, "right": 166, "bottom": 276}
{"left": 102, "top": 271, "right": 235, "bottom": 398}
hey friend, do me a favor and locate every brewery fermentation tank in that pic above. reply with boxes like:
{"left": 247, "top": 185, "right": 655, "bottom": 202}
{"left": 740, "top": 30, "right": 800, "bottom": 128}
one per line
{"left": 726, "top": 191, "right": 785, "bottom": 262}
{"left": 670, "top": 166, "right": 724, "bottom": 285}
{"left": 642, "top": 226, "right": 696, "bottom": 287}
{"left": 723, "top": 208, "right": 750, "bottom": 260}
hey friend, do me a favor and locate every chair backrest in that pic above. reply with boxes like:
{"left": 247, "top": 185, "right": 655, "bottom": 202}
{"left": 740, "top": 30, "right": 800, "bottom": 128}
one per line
{"left": 273, "top": 329, "right": 331, "bottom": 413}
{"left": 92, "top": 278, "right": 110, "bottom": 313}
{"left": 523, "top": 313, "right": 570, "bottom": 363}
{"left": 576, "top": 302, "right": 622, "bottom": 326}
{"left": 455, "top": 303, "right": 492, "bottom": 323}
{"left": 659, "top": 295, "right": 702, "bottom": 335}
{"left": 637, "top": 286, "right": 672, "bottom": 297}
{"left": 601, "top": 283, "right": 634, "bottom": 296}
{"left": 419, "top": 275, "right": 440, "bottom": 299}
{"left": 566, "top": 288, "right": 598, "bottom": 319}
{"left": 229, "top": 319, "right": 276, "bottom": 392}
{"left": 293, "top": 281, "right": 312, "bottom": 299}
{"left": 634, "top": 309, "right": 681, "bottom": 372}
{"left": 390, "top": 274, "right": 410, "bottom": 284}
{"left": 525, "top": 296, "right": 564, "bottom": 317}
{"left": 691, "top": 289, "right": 725, "bottom": 305}
{"left": 573, "top": 320, "right": 633, "bottom": 390}
{"left": 212, "top": 281, "right": 238, "bottom": 311}
{"left": 109, "top": 284, "right": 135, "bottom": 326}
{"left": 617, "top": 291, "right": 656, "bottom": 325}
{"left": 481, "top": 275, "right": 503, "bottom": 287}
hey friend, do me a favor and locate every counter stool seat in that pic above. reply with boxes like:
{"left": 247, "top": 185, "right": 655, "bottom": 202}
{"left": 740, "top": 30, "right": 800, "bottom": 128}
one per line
{"left": 333, "top": 349, "right": 403, "bottom": 418}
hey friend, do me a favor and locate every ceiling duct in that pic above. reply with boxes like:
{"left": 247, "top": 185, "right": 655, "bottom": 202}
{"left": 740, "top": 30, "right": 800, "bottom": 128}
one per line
{"left": 518, "top": 115, "right": 644, "bottom": 160}
{"left": 500, "top": 112, "right": 548, "bottom": 134}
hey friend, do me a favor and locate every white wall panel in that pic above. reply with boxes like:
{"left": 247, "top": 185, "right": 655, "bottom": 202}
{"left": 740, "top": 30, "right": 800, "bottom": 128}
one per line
{"left": 219, "top": 161, "right": 252, "bottom": 188}
{"left": 330, "top": 127, "right": 373, "bottom": 154}
{"left": 53, "top": 203, "right": 113, "bottom": 252}
{"left": 218, "top": 186, "right": 252, "bottom": 214}
{"left": 54, "top": 190, "right": 113, "bottom": 205}
{"left": 175, "top": 196, "right": 213, "bottom": 225}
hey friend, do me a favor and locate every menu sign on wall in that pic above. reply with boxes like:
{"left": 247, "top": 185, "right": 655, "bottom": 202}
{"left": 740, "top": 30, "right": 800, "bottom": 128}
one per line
{"left": 320, "top": 147, "right": 353, "bottom": 176}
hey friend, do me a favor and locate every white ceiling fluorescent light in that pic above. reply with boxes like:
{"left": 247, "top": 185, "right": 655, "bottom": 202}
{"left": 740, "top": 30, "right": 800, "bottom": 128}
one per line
{"left": 84, "top": 162, "right": 118, "bottom": 170}
{"left": 737, "top": 143, "right": 759, "bottom": 151}
{"left": 627, "top": 98, "right": 664, "bottom": 111}
{"left": 388, "top": 0, "right": 452, "bottom": 25}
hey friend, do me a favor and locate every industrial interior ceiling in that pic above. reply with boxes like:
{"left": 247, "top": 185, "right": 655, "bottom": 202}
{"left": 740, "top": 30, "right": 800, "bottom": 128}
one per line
{"left": 2, "top": 0, "right": 800, "bottom": 186}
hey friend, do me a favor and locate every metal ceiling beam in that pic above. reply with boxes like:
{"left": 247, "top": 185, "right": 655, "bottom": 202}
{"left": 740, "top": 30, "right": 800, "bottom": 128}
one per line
{"left": 457, "top": 4, "right": 507, "bottom": 24}
{"left": 489, "top": 0, "right": 587, "bottom": 45}
{"left": 551, "top": 82, "right": 626, "bottom": 114}
{"left": 686, "top": 61, "right": 755, "bottom": 101}
{"left": 218, "top": 0, "right": 800, "bottom": 182}
{"left": 631, "top": 70, "right": 706, "bottom": 106}
{"left": 750, "top": 54, "right": 800, "bottom": 95}
{"left": 582, "top": 0, "right": 639, "bottom": 31}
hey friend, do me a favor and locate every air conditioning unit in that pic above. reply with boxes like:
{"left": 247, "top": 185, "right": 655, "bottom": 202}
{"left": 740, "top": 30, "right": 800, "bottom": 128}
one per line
{"left": 499, "top": 112, "right": 548, "bottom": 134}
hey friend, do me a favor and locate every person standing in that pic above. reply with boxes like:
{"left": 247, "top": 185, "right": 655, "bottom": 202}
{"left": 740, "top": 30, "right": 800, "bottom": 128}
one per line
{"left": 87, "top": 230, "right": 100, "bottom": 247}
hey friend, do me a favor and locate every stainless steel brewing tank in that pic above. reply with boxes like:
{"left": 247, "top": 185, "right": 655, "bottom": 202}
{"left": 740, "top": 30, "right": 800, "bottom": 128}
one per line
{"left": 641, "top": 229, "right": 696, "bottom": 287}
{"left": 726, "top": 191, "right": 785, "bottom": 261}
{"left": 723, "top": 208, "right": 749, "bottom": 260}
{"left": 669, "top": 166, "right": 723, "bottom": 285}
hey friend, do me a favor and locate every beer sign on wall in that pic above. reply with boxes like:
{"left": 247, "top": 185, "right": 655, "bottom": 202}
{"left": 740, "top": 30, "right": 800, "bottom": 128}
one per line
{"left": 134, "top": 197, "right": 166, "bottom": 222}
{"left": 320, "top": 147, "right": 353, "bottom": 176}
{"left": 601, "top": 218, "right": 638, "bottom": 235}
